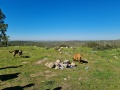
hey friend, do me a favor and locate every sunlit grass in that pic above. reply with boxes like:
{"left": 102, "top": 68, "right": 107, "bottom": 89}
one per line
{"left": 0, "top": 46, "right": 120, "bottom": 90}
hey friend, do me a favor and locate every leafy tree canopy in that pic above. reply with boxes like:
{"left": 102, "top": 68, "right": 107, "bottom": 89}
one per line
{"left": 0, "top": 9, "right": 9, "bottom": 47}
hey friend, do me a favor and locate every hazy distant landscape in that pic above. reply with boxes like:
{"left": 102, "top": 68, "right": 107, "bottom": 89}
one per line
{"left": 8, "top": 40, "right": 120, "bottom": 50}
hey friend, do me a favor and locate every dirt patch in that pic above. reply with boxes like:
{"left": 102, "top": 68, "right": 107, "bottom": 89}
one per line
{"left": 30, "top": 70, "right": 56, "bottom": 78}
{"left": 36, "top": 58, "right": 48, "bottom": 64}
{"left": 22, "top": 62, "right": 30, "bottom": 64}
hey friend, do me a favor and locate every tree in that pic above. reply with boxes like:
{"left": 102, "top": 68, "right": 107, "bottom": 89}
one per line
{"left": 0, "top": 9, "right": 9, "bottom": 46}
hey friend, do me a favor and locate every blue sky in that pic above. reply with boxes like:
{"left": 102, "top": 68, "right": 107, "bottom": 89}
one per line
{"left": 0, "top": 0, "right": 120, "bottom": 41}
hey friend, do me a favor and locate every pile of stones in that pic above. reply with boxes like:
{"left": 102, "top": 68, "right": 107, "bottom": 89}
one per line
{"left": 45, "top": 59, "right": 77, "bottom": 69}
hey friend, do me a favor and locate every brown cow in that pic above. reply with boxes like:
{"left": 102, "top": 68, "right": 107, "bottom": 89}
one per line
{"left": 73, "top": 53, "right": 82, "bottom": 63}
{"left": 9, "top": 50, "right": 22, "bottom": 57}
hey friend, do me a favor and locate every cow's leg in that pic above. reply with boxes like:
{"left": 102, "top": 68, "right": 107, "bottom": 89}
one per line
{"left": 73, "top": 58, "right": 75, "bottom": 61}
{"left": 13, "top": 53, "right": 16, "bottom": 57}
{"left": 79, "top": 60, "right": 82, "bottom": 64}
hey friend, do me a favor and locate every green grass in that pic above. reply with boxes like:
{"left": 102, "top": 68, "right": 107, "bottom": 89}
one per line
{"left": 0, "top": 46, "right": 120, "bottom": 90}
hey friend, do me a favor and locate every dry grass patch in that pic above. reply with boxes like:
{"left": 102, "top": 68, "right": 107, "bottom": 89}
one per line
{"left": 30, "top": 70, "right": 57, "bottom": 78}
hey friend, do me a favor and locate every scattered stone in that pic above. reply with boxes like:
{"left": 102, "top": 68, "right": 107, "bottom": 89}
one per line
{"left": 60, "top": 52, "right": 63, "bottom": 54}
{"left": 63, "top": 60, "right": 71, "bottom": 64}
{"left": 55, "top": 66, "right": 60, "bottom": 69}
{"left": 85, "top": 67, "right": 89, "bottom": 70}
{"left": 55, "top": 59, "right": 61, "bottom": 66}
{"left": 56, "top": 59, "right": 61, "bottom": 63}
{"left": 64, "top": 78, "right": 67, "bottom": 80}
{"left": 45, "top": 62, "right": 49, "bottom": 66}
{"left": 71, "top": 62, "right": 76, "bottom": 67}
{"left": 62, "top": 64, "right": 68, "bottom": 68}
{"left": 46, "top": 62, "right": 55, "bottom": 68}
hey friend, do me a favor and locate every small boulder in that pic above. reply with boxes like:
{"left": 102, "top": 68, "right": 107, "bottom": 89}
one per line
{"left": 55, "top": 59, "right": 61, "bottom": 66}
{"left": 45, "top": 62, "right": 49, "bottom": 67}
{"left": 55, "top": 66, "right": 60, "bottom": 69}
{"left": 55, "top": 59, "right": 61, "bottom": 63}
{"left": 71, "top": 62, "right": 76, "bottom": 67}
{"left": 46, "top": 62, "right": 55, "bottom": 68}
{"left": 63, "top": 60, "right": 71, "bottom": 64}
{"left": 63, "top": 64, "right": 68, "bottom": 68}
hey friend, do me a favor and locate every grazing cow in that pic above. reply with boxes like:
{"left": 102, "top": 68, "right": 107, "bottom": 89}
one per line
{"left": 73, "top": 53, "right": 82, "bottom": 63}
{"left": 9, "top": 50, "right": 22, "bottom": 57}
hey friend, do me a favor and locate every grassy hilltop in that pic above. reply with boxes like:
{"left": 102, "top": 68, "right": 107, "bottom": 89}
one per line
{"left": 0, "top": 45, "right": 120, "bottom": 90}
